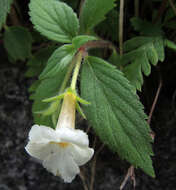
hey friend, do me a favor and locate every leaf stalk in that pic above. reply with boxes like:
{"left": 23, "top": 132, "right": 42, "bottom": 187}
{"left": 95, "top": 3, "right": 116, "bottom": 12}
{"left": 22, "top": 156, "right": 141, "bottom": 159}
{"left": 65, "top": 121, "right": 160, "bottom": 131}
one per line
{"left": 71, "top": 51, "right": 83, "bottom": 90}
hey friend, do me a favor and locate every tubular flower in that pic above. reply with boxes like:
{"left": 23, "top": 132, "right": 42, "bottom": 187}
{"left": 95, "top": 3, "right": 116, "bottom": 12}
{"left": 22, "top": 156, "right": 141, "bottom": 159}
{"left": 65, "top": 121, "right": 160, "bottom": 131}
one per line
{"left": 25, "top": 92, "right": 94, "bottom": 183}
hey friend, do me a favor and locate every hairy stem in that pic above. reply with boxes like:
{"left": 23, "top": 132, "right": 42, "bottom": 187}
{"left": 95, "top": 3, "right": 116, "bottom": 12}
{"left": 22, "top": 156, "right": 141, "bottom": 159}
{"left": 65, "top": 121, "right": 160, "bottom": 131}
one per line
{"left": 119, "top": 0, "right": 125, "bottom": 56}
{"left": 59, "top": 57, "right": 77, "bottom": 93}
{"left": 82, "top": 40, "right": 115, "bottom": 51}
{"left": 71, "top": 51, "right": 83, "bottom": 90}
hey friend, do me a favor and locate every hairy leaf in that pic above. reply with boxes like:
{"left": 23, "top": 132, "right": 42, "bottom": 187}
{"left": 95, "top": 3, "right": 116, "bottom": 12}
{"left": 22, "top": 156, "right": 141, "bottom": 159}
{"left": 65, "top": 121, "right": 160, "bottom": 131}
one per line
{"left": 25, "top": 46, "right": 57, "bottom": 77}
{"left": 131, "top": 17, "right": 163, "bottom": 36}
{"left": 81, "top": 56, "right": 155, "bottom": 177}
{"left": 3, "top": 26, "right": 33, "bottom": 61}
{"left": 96, "top": 10, "right": 119, "bottom": 41}
{"left": 122, "top": 36, "right": 164, "bottom": 90}
{"left": 0, "top": 0, "right": 13, "bottom": 30}
{"left": 31, "top": 66, "right": 68, "bottom": 127}
{"left": 29, "top": 0, "right": 79, "bottom": 43}
{"left": 39, "top": 44, "right": 76, "bottom": 79}
{"left": 79, "top": 0, "right": 116, "bottom": 33}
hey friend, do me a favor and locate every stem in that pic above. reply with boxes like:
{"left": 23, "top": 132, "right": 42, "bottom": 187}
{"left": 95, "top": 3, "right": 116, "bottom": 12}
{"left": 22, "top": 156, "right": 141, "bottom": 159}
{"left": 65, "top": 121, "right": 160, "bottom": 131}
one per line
{"left": 168, "top": 0, "right": 176, "bottom": 16}
{"left": 90, "top": 140, "right": 104, "bottom": 190}
{"left": 3, "top": 24, "right": 8, "bottom": 30}
{"left": 120, "top": 166, "right": 136, "bottom": 190}
{"left": 59, "top": 57, "right": 77, "bottom": 93}
{"left": 153, "top": 0, "right": 168, "bottom": 24}
{"left": 9, "top": 5, "right": 21, "bottom": 26}
{"left": 79, "top": 170, "right": 89, "bottom": 190}
{"left": 148, "top": 77, "right": 162, "bottom": 125}
{"left": 119, "top": 0, "right": 125, "bottom": 56}
{"left": 71, "top": 51, "right": 83, "bottom": 90}
{"left": 79, "top": 0, "right": 85, "bottom": 17}
{"left": 52, "top": 57, "right": 77, "bottom": 126}
{"left": 134, "top": 0, "right": 139, "bottom": 17}
{"left": 82, "top": 40, "right": 115, "bottom": 51}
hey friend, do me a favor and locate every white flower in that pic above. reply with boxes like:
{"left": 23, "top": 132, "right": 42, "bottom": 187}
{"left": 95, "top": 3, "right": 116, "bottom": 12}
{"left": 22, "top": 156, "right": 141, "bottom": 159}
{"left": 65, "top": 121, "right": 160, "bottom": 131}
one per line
{"left": 25, "top": 124, "right": 94, "bottom": 183}
{"left": 25, "top": 91, "right": 94, "bottom": 182}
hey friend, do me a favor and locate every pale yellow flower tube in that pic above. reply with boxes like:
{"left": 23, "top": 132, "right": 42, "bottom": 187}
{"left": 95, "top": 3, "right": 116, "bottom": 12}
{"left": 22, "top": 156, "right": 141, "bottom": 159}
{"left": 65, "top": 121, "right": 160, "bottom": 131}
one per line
{"left": 56, "top": 92, "right": 76, "bottom": 130}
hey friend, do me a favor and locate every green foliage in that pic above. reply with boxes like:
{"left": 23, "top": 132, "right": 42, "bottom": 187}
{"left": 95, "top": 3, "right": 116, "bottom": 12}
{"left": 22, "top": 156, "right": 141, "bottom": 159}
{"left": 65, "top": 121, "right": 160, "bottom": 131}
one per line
{"left": 163, "top": 7, "right": 176, "bottom": 29}
{"left": 3, "top": 26, "right": 33, "bottom": 61}
{"left": 165, "top": 39, "right": 176, "bottom": 51}
{"left": 79, "top": 0, "right": 116, "bottom": 33}
{"left": 25, "top": 46, "right": 57, "bottom": 77}
{"left": 30, "top": 63, "right": 68, "bottom": 128}
{"left": 0, "top": 0, "right": 13, "bottom": 30}
{"left": 122, "top": 36, "right": 164, "bottom": 91}
{"left": 39, "top": 45, "right": 76, "bottom": 79}
{"left": 81, "top": 56, "right": 155, "bottom": 177}
{"left": 72, "top": 35, "right": 97, "bottom": 49}
{"left": 29, "top": 0, "right": 79, "bottom": 43}
{"left": 131, "top": 17, "right": 163, "bottom": 36}
{"left": 96, "top": 10, "right": 119, "bottom": 41}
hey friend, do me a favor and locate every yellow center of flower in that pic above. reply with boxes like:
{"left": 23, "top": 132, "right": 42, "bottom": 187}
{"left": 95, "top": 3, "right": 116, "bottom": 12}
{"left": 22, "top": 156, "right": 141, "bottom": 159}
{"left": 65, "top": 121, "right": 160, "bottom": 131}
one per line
{"left": 58, "top": 142, "right": 69, "bottom": 148}
{"left": 50, "top": 142, "right": 69, "bottom": 148}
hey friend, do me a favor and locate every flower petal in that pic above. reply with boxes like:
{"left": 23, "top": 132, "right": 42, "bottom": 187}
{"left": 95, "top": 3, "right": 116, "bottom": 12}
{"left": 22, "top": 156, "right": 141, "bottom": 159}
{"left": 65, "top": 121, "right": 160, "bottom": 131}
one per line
{"left": 28, "top": 125, "right": 61, "bottom": 143}
{"left": 70, "top": 144, "right": 94, "bottom": 166}
{"left": 56, "top": 127, "right": 89, "bottom": 146}
{"left": 25, "top": 142, "right": 60, "bottom": 160}
{"left": 43, "top": 148, "right": 80, "bottom": 183}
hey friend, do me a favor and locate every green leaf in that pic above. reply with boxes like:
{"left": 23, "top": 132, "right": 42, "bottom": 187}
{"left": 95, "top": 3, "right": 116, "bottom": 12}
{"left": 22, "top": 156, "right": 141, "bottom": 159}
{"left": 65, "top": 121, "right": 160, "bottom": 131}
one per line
{"left": 79, "top": 0, "right": 116, "bottom": 33}
{"left": 122, "top": 36, "right": 164, "bottom": 90}
{"left": 108, "top": 49, "right": 121, "bottom": 68}
{"left": 32, "top": 74, "right": 66, "bottom": 101}
{"left": 81, "top": 56, "right": 155, "bottom": 177}
{"left": 0, "top": 0, "right": 13, "bottom": 30}
{"left": 31, "top": 66, "right": 67, "bottom": 127}
{"left": 124, "top": 58, "right": 144, "bottom": 91}
{"left": 153, "top": 37, "right": 165, "bottom": 61}
{"left": 25, "top": 46, "right": 56, "bottom": 77}
{"left": 39, "top": 44, "right": 76, "bottom": 79}
{"left": 30, "top": 44, "right": 73, "bottom": 127}
{"left": 72, "top": 35, "right": 97, "bottom": 50}
{"left": 29, "top": 0, "right": 79, "bottom": 43}
{"left": 95, "top": 10, "right": 119, "bottom": 41}
{"left": 123, "top": 37, "right": 153, "bottom": 52}
{"left": 3, "top": 26, "right": 33, "bottom": 61}
{"left": 165, "top": 39, "right": 176, "bottom": 51}
{"left": 28, "top": 81, "right": 40, "bottom": 93}
{"left": 131, "top": 17, "right": 163, "bottom": 36}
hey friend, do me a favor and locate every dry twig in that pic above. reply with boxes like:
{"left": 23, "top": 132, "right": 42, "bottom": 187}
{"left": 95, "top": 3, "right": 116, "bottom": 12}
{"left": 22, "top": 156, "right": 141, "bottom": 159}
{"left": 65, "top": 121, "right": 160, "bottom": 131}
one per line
{"left": 120, "top": 77, "right": 162, "bottom": 190}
